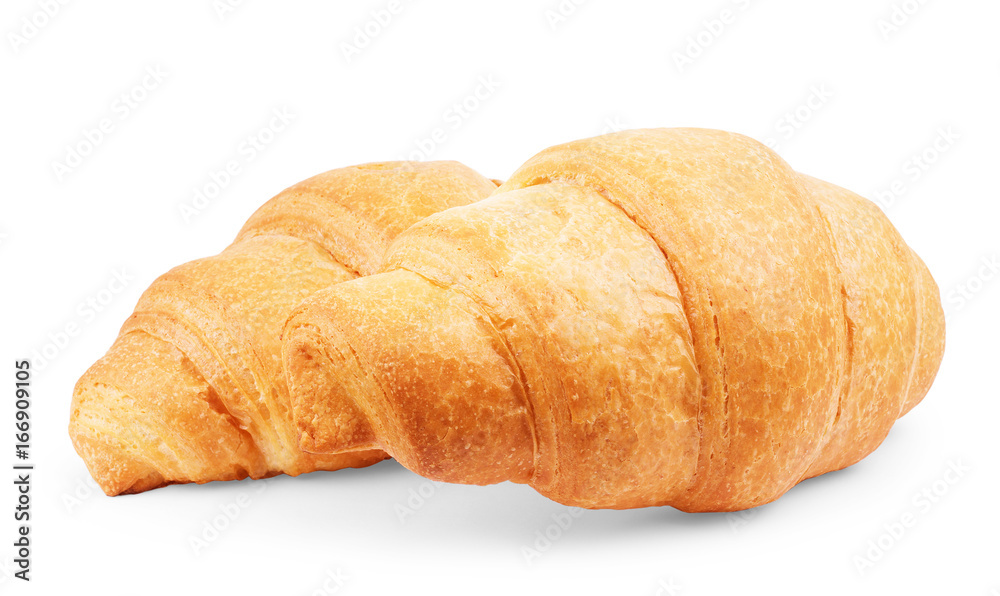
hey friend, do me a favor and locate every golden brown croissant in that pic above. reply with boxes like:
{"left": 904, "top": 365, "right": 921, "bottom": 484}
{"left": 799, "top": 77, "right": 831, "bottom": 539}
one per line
{"left": 284, "top": 129, "right": 945, "bottom": 512}
{"left": 69, "top": 161, "right": 498, "bottom": 495}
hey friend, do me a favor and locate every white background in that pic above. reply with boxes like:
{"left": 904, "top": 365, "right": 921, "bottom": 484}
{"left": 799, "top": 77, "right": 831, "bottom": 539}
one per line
{"left": 1, "top": 0, "right": 998, "bottom": 594}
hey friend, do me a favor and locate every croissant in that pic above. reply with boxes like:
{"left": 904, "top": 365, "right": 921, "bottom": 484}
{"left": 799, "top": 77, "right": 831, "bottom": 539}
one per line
{"left": 284, "top": 128, "right": 945, "bottom": 512}
{"left": 69, "top": 161, "right": 498, "bottom": 495}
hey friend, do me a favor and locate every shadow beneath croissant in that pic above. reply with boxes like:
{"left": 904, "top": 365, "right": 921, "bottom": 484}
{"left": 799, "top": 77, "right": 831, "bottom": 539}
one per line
{"left": 150, "top": 442, "right": 876, "bottom": 555}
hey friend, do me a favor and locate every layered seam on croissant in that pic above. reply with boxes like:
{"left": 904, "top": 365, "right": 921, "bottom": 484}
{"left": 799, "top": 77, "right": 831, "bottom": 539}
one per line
{"left": 69, "top": 161, "right": 499, "bottom": 495}
{"left": 284, "top": 129, "right": 945, "bottom": 512}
